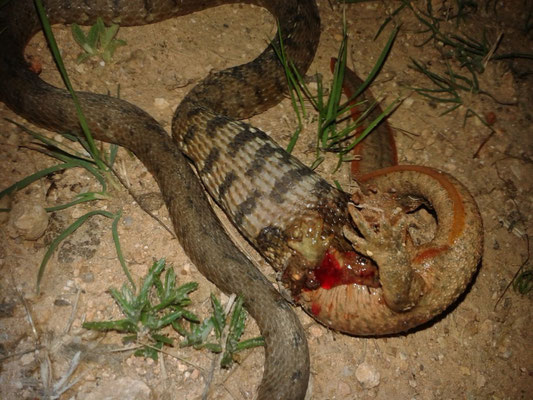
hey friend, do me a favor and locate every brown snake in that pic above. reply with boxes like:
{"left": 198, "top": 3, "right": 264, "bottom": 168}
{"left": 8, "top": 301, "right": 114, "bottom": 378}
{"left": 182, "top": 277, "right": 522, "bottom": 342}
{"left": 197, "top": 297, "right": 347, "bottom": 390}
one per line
{"left": 0, "top": 0, "right": 483, "bottom": 399}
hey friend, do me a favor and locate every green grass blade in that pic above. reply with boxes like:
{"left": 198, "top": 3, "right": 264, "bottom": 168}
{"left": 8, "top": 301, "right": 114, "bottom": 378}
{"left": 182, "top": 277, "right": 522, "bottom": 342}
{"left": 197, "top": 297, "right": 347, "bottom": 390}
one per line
{"left": 34, "top": 149, "right": 107, "bottom": 191}
{"left": 343, "top": 98, "right": 401, "bottom": 153}
{"left": 341, "top": 27, "right": 399, "bottom": 108}
{"left": 45, "top": 191, "right": 109, "bottom": 212}
{"left": 82, "top": 319, "right": 137, "bottom": 333}
{"left": 34, "top": 0, "right": 106, "bottom": 170}
{"left": 374, "top": 1, "right": 408, "bottom": 40}
{"left": 36, "top": 210, "right": 115, "bottom": 293}
{"left": 0, "top": 162, "right": 75, "bottom": 199}
{"left": 5, "top": 118, "right": 94, "bottom": 161}
{"left": 111, "top": 211, "right": 136, "bottom": 291}
{"left": 234, "top": 337, "right": 265, "bottom": 352}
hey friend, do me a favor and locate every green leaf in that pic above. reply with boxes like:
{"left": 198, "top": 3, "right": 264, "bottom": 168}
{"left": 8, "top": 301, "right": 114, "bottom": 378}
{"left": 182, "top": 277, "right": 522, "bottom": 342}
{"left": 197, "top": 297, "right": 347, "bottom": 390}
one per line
{"left": 71, "top": 24, "right": 88, "bottom": 49}
{"left": 203, "top": 343, "right": 222, "bottom": 353}
{"left": 89, "top": 18, "right": 104, "bottom": 48}
{"left": 157, "top": 310, "right": 185, "bottom": 328}
{"left": 35, "top": 0, "right": 105, "bottom": 167}
{"left": 152, "top": 333, "right": 173, "bottom": 345}
{"left": 45, "top": 191, "right": 109, "bottom": 212}
{"left": 210, "top": 294, "right": 226, "bottom": 339}
{"left": 134, "top": 342, "right": 162, "bottom": 360}
{"left": 178, "top": 317, "right": 215, "bottom": 348}
{"left": 76, "top": 52, "right": 92, "bottom": 64}
{"left": 111, "top": 211, "right": 135, "bottom": 290}
{"left": 100, "top": 22, "right": 119, "bottom": 48}
{"left": 82, "top": 319, "right": 137, "bottom": 333}
{"left": 0, "top": 162, "right": 75, "bottom": 199}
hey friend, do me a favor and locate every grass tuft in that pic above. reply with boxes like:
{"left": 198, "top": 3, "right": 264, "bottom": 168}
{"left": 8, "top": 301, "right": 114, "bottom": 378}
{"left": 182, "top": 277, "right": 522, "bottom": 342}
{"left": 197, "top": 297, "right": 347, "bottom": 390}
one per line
{"left": 274, "top": 12, "right": 399, "bottom": 172}
{"left": 373, "top": 0, "right": 532, "bottom": 127}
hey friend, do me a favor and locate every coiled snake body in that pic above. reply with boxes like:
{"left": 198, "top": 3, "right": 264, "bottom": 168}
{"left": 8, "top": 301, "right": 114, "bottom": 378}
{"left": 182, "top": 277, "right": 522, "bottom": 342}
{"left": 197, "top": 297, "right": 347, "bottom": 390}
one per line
{"left": 0, "top": 1, "right": 483, "bottom": 399}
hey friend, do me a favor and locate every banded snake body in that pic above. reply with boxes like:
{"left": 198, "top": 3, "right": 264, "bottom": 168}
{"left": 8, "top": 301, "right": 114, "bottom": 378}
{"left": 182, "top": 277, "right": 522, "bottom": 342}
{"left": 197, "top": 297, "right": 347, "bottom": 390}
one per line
{"left": 0, "top": 1, "right": 483, "bottom": 399}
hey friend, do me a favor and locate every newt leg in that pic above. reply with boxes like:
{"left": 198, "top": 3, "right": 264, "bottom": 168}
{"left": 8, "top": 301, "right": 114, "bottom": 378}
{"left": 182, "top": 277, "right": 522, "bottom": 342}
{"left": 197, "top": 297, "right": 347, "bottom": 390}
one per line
{"left": 343, "top": 202, "right": 425, "bottom": 312}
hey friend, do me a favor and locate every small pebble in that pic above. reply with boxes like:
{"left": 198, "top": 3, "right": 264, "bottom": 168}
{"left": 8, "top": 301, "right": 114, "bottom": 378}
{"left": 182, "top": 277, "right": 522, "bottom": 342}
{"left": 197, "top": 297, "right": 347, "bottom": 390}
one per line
{"left": 190, "top": 369, "right": 200, "bottom": 380}
{"left": 337, "top": 381, "right": 352, "bottom": 396}
{"left": 8, "top": 201, "right": 49, "bottom": 240}
{"left": 355, "top": 362, "right": 380, "bottom": 389}
{"left": 54, "top": 298, "right": 71, "bottom": 307}
{"left": 403, "top": 97, "right": 415, "bottom": 108}
{"left": 20, "top": 352, "right": 35, "bottom": 366}
{"left": 154, "top": 97, "right": 170, "bottom": 109}
{"left": 476, "top": 374, "right": 486, "bottom": 388}
{"left": 308, "top": 325, "right": 323, "bottom": 338}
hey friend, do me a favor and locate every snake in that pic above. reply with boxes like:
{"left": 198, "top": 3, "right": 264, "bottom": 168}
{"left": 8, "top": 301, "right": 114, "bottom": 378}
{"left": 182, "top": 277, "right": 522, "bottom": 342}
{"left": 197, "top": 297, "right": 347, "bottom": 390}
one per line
{"left": 0, "top": 0, "right": 483, "bottom": 399}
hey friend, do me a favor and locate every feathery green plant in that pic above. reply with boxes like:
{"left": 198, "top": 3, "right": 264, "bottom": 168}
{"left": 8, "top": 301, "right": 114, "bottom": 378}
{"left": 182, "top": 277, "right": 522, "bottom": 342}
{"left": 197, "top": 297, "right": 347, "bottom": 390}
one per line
{"left": 83, "top": 259, "right": 199, "bottom": 360}
{"left": 175, "top": 293, "right": 265, "bottom": 368}
{"left": 83, "top": 259, "right": 264, "bottom": 364}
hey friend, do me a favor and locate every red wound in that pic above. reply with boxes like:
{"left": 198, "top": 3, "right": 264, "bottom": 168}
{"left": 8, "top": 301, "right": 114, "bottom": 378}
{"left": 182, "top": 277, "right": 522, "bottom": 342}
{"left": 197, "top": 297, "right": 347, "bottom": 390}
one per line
{"left": 314, "top": 248, "right": 379, "bottom": 290}
{"left": 311, "top": 302, "right": 321, "bottom": 316}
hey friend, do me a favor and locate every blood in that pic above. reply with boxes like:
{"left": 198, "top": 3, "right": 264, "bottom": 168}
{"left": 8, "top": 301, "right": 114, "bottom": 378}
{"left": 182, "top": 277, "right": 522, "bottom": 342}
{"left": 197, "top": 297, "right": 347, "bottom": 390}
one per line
{"left": 311, "top": 302, "right": 321, "bottom": 316}
{"left": 313, "top": 248, "right": 379, "bottom": 290}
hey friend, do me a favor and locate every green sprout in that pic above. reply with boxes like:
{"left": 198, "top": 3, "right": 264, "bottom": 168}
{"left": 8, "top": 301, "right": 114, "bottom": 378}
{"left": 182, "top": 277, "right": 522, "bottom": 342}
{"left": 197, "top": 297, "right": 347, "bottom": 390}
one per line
{"left": 71, "top": 17, "right": 126, "bottom": 64}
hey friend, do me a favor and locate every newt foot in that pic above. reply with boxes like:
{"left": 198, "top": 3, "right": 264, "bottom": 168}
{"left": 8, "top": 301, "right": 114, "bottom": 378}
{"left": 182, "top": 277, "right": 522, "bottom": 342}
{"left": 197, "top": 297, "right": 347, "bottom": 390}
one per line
{"left": 343, "top": 202, "right": 425, "bottom": 312}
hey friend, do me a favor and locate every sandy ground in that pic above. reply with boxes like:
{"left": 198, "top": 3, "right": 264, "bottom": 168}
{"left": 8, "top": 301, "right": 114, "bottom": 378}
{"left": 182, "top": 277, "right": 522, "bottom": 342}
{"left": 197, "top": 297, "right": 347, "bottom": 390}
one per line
{"left": 1, "top": 1, "right": 532, "bottom": 399}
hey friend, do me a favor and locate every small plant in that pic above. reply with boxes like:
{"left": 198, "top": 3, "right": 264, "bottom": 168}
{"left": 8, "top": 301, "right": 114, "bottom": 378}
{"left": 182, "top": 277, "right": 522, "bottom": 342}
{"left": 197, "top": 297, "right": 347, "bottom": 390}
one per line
{"left": 373, "top": 0, "right": 532, "bottom": 125}
{"left": 175, "top": 293, "right": 265, "bottom": 368}
{"left": 83, "top": 259, "right": 264, "bottom": 365}
{"left": 408, "top": 58, "right": 486, "bottom": 120}
{"left": 71, "top": 17, "right": 126, "bottom": 64}
{"left": 83, "top": 259, "right": 199, "bottom": 360}
{"left": 274, "top": 13, "right": 399, "bottom": 172}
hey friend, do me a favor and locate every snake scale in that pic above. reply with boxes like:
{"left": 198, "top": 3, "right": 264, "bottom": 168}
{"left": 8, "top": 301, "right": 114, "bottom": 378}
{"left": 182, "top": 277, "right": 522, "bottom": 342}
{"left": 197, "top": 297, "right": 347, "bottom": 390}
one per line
{"left": 0, "top": 0, "right": 483, "bottom": 399}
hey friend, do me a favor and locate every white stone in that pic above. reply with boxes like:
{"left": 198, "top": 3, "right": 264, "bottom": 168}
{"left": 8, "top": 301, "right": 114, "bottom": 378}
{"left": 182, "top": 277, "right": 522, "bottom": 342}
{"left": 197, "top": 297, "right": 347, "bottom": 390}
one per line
{"left": 355, "top": 362, "right": 380, "bottom": 389}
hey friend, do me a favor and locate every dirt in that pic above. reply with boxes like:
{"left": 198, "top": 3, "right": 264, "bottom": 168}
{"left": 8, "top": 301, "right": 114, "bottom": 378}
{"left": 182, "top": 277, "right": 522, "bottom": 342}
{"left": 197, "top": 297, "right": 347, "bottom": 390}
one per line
{"left": 1, "top": 1, "right": 532, "bottom": 399}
